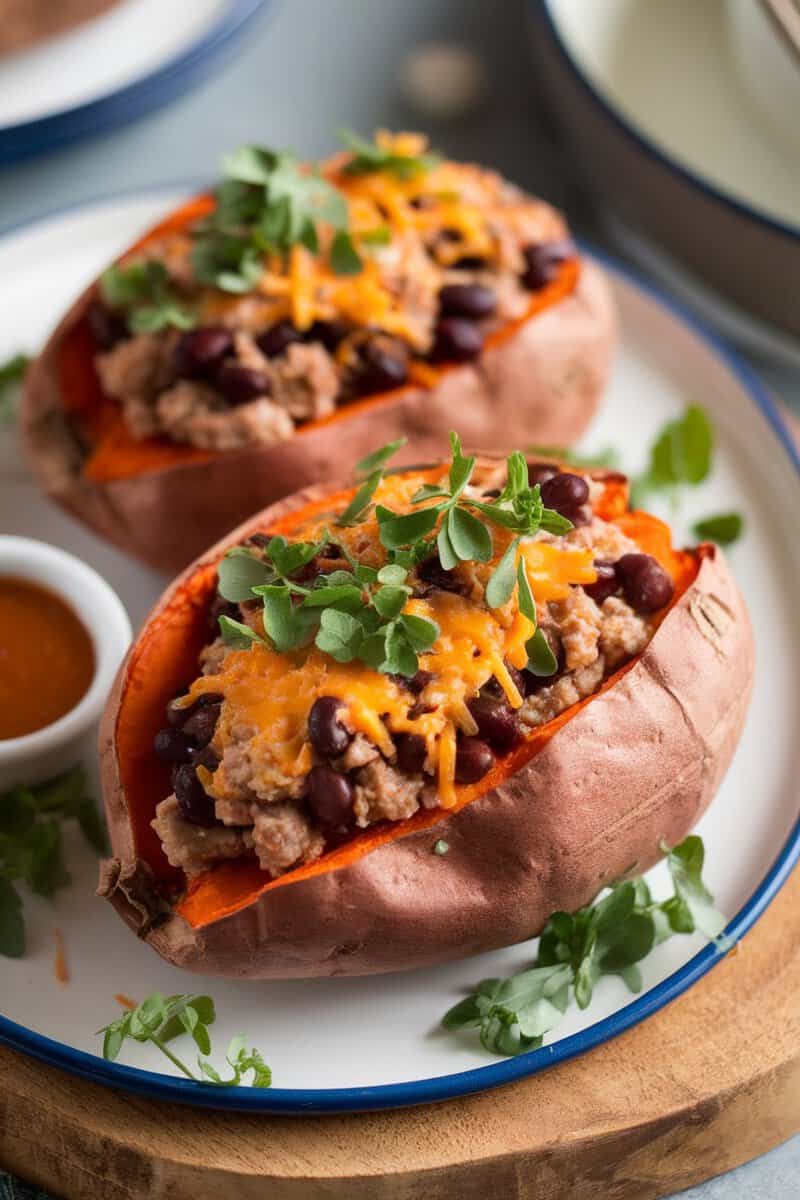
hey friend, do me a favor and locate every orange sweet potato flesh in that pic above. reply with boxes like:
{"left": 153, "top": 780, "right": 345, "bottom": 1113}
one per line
{"left": 97, "top": 460, "right": 754, "bottom": 978}
{"left": 23, "top": 195, "right": 616, "bottom": 573}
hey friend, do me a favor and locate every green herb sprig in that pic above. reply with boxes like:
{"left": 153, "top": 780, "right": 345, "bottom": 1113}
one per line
{"left": 215, "top": 434, "right": 569, "bottom": 679}
{"left": 217, "top": 526, "right": 439, "bottom": 677}
{"left": 692, "top": 512, "right": 744, "bottom": 547}
{"left": 99, "top": 993, "right": 271, "bottom": 1088}
{"left": 0, "top": 353, "right": 31, "bottom": 428}
{"left": 338, "top": 128, "right": 440, "bottom": 180}
{"left": 627, "top": 405, "right": 744, "bottom": 547}
{"left": 442, "top": 835, "right": 725, "bottom": 1057}
{"left": 0, "top": 767, "right": 108, "bottom": 958}
{"left": 192, "top": 143, "right": 361, "bottom": 293}
{"left": 100, "top": 261, "right": 196, "bottom": 334}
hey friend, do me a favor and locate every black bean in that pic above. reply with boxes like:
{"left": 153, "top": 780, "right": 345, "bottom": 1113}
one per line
{"left": 208, "top": 595, "right": 240, "bottom": 632}
{"left": 306, "top": 765, "right": 355, "bottom": 830}
{"left": 452, "top": 254, "right": 488, "bottom": 270}
{"left": 308, "top": 696, "right": 352, "bottom": 758}
{"left": 247, "top": 532, "right": 271, "bottom": 548}
{"left": 153, "top": 727, "right": 194, "bottom": 764}
{"left": 455, "top": 736, "right": 495, "bottom": 784}
{"left": 483, "top": 488, "right": 501, "bottom": 498}
{"left": 307, "top": 319, "right": 349, "bottom": 352}
{"left": 167, "top": 691, "right": 224, "bottom": 728}
{"left": 181, "top": 703, "right": 221, "bottom": 748}
{"left": 540, "top": 472, "right": 589, "bottom": 515}
{"left": 521, "top": 239, "right": 576, "bottom": 290}
{"left": 87, "top": 301, "right": 127, "bottom": 350}
{"left": 584, "top": 561, "right": 619, "bottom": 604}
{"left": 355, "top": 339, "right": 409, "bottom": 395}
{"left": 527, "top": 462, "right": 560, "bottom": 488}
{"left": 215, "top": 362, "right": 271, "bottom": 405}
{"left": 439, "top": 283, "right": 497, "bottom": 320}
{"left": 174, "top": 764, "right": 217, "bottom": 826}
{"left": 256, "top": 320, "right": 303, "bottom": 358}
{"left": 189, "top": 745, "right": 220, "bottom": 771}
{"left": 416, "top": 554, "right": 469, "bottom": 596}
{"left": 173, "top": 326, "right": 233, "bottom": 380}
{"left": 407, "top": 669, "right": 433, "bottom": 695}
{"left": 568, "top": 505, "right": 592, "bottom": 528}
{"left": 430, "top": 317, "right": 484, "bottom": 363}
{"left": 395, "top": 733, "right": 427, "bottom": 774}
{"left": 615, "top": 553, "right": 674, "bottom": 613}
{"left": 467, "top": 696, "right": 520, "bottom": 754}
{"left": 483, "top": 664, "right": 527, "bottom": 701}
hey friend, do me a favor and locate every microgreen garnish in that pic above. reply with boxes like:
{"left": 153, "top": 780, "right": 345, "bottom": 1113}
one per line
{"left": 217, "top": 535, "right": 439, "bottom": 676}
{"left": 692, "top": 512, "right": 744, "bottom": 547}
{"left": 99, "top": 992, "right": 272, "bottom": 1088}
{"left": 631, "top": 405, "right": 713, "bottom": 508}
{"left": 338, "top": 128, "right": 440, "bottom": 179}
{"left": 215, "top": 433, "right": 574, "bottom": 679}
{"left": 0, "top": 767, "right": 108, "bottom": 958}
{"left": 100, "top": 261, "right": 196, "bottom": 334}
{"left": 192, "top": 143, "right": 358, "bottom": 292}
{"left": 0, "top": 353, "right": 31, "bottom": 428}
{"left": 524, "top": 628, "right": 558, "bottom": 678}
{"left": 442, "top": 835, "right": 725, "bottom": 1056}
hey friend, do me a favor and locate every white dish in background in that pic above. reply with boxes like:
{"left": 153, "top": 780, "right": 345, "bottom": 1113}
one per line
{"left": 0, "top": 195, "right": 798, "bottom": 1113}
{"left": 0, "top": 0, "right": 269, "bottom": 162}
{"left": 728, "top": 0, "right": 800, "bottom": 158}
{"left": 546, "top": 0, "right": 799, "bottom": 231}
{"left": 531, "top": 0, "right": 800, "bottom": 342}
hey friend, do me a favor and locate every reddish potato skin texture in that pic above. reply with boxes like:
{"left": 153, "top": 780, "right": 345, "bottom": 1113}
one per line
{"left": 23, "top": 260, "right": 614, "bottom": 574}
{"left": 98, "top": 470, "right": 753, "bottom": 979}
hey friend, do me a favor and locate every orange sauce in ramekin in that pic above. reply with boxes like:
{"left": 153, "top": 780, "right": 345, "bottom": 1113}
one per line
{"left": 0, "top": 576, "right": 94, "bottom": 739}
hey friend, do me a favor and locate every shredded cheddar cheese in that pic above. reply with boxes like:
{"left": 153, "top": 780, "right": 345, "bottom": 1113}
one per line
{"left": 222, "top": 132, "right": 566, "bottom": 343}
{"left": 192, "top": 467, "right": 598, "bottom": 805}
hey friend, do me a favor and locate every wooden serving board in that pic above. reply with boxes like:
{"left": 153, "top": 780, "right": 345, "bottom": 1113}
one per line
{"left": 1, "top": 404, "right": 798, "bottom": 1200}
{"left": 0, "top": 863, "right": 797, "bottom": 1200}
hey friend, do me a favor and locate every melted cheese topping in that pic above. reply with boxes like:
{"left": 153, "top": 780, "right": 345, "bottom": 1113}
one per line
{"left": 197, "top": 131, "right": 566, "bottom": 346}
{"left": 192, "top": 467, "right": 597, "bottom": 808}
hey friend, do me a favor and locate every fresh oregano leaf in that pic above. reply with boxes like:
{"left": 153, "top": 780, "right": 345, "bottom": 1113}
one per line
{"left": 692, "top": 512, "right": 744, "bottom": 546}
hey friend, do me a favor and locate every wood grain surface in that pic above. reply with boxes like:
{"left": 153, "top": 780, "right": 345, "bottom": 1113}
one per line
{"left": 1, "top": 403, "right": 798, "bottom": 1200}
{"left": 0, "top": 863, "right": 798, "bottom": 1200}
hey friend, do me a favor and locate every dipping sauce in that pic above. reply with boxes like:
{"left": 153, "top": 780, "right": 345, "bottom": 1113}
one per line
{"left": 0, "top": 576, "right": 94, "bottom": 739}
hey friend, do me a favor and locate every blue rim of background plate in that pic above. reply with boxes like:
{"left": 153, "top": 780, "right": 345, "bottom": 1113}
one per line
{"left": 0, "top": 192, "right": 798, "bottom": 1113}
{"left": 532, "top": 0, "right": 800, "bottom": 243}
{"left": 0, "top": 0, "right": 271, "bottom": 164}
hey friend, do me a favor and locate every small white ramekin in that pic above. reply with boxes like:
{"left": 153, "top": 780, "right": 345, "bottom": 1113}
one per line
{"left": 0, "top": 537, "right": 132, "bottom": 790}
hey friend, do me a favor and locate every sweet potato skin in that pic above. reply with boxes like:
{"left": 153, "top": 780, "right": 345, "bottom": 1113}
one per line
{"left": 23, "top": 259, "right": 614, "bottom": 574}
{"left": 98, "top": 472, "right": 753, "bottom": 978}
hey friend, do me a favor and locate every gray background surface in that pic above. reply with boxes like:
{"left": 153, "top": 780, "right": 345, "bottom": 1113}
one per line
{"left": 0, "top": 1, "right": 797, "bottom": 1195}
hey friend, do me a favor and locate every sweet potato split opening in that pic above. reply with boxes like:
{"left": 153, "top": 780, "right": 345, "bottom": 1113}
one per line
{"left": 55, "top": 192, "right": 580, "bottom": 484}
{"left": 110, "top": 470, "right": 701, "bottom": 929}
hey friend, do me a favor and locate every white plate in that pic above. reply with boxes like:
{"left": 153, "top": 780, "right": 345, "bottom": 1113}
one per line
{"left": 0, "top": 0, "right": 269, "bottom": 162}
{"left": 545, "top": 0, "right": 800, "bottom": 234}
{"left": 0, "top": 195, "right": 798, "bottom": 1113}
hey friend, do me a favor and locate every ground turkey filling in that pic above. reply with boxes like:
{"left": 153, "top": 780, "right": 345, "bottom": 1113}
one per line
{"left": 151, "top": 464, "right": 675, "bottom": 880}
{"left": 91, "top": 139, "right": 573, "bottom": 452}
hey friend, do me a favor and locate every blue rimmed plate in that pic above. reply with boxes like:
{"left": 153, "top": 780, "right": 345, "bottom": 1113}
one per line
{"left": 0, "top": 191, "right": 798, "bottom": 1113}
{"left": 0, "top": 0, "right": 270, "bottom": 163}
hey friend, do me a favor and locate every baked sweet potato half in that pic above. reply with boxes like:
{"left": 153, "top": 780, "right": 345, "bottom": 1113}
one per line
{"left": 98, "top": 439, "right": 753, "bottom": 978}
{"left": 24, "top": 131, "right": 614, "bottom": 573}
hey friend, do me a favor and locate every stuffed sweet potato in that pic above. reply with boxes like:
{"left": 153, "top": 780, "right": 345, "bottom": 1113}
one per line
{"left": 98, "top": 438, "right": 753, "bottom": 978}
{"left": 24, "top": 131, "right": 615, "bottom": 573}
